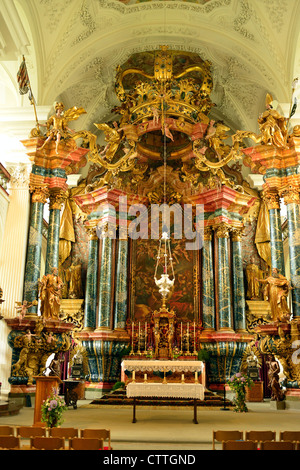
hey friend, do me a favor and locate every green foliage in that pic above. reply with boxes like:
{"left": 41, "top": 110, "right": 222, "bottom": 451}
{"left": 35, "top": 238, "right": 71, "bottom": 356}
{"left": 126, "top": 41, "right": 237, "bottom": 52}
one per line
{"left": 197, "top": 349, "right": 210, "bottom": 362}
{"left": 118, "top": 346, "right": 131, "bottom": 358}
{"left": 227, "top": 372, "right": 254, "bottom": 413}
{"left": 112, "top": 381, "right": 125, "bottom": 391}
{"left": 41, "top": 387, "right": 67, "bottom": 428}
{"left": 227, "top": 372, "right": 254, "bottom": 391}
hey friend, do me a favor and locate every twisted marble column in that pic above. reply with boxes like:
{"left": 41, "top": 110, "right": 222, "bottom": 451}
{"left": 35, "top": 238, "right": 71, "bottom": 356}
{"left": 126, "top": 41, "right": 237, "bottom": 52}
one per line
{"left": 216, "top": 224, "right": 233, "bottom": 331}
{"left": 23, "top": 185, "right": 49, "bottom": 313}
{"left": 263, "top": 190, "right": 285, "bottom": 275}
{"left": 281, "top": 187, "right": 300, "bottom": 317}
{"left": 83, "top": 226, "right": 99, "bottom": 330}
{"left": 202, "top": 226, "right": 215, "bottom": 331}
{"left": 231, "top": 228, "right": 247, "bottom": 332}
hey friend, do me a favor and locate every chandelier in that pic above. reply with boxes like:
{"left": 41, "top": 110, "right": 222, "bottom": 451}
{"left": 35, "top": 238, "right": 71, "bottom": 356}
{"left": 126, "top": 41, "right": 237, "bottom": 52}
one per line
{"left": 154, "top": 227, "right": 175, "bottom": 307}
{"left": 154, "top": 78, "right": 175, "bottom": 307}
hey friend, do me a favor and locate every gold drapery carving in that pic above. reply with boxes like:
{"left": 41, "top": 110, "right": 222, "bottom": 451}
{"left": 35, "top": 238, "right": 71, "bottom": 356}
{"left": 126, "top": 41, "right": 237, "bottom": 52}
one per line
{"left": 255, "top": 200, "right": 271, "bottom": 267}
{"left": 59, "top": 195, "right": 76, "bottom": 265}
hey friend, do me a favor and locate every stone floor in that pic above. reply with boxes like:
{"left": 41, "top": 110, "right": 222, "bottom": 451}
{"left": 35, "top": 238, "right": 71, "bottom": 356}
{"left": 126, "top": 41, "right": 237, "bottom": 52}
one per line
{"left": 1, "top": 398, "right": 300, "bottom": 451}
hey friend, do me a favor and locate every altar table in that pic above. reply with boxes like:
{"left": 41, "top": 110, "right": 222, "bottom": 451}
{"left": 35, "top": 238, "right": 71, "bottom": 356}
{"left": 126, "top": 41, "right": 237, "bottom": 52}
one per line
{"left": 126, "top": 382, "right": 205, "bottom": 424}
{"left": 122, "top": 359, "right": 205, "bottom": 383}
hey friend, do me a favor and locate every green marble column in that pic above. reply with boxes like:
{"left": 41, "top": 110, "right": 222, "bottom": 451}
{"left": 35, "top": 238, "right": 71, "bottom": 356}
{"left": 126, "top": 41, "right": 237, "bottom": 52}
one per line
{"left": 283, "top": 189, "right": 300, "bottom": 317}
{"left": 232, "top": 228, "right": 247, "bottom": 332}
{"left": 45, "top": 194, "right": 64, "bottom": 275}
{"left": 114, "top": 239, "right": 128, "bottom": 330}
{"left": 23, "top": 187, "right": 48, "bottom": 313}
{"left": 97, "top": 224, "right": 114, "bottom": 330}
{"left": 83, "top": 227, "right": 99, "bottom": 330}
{"left": 264, "top": 191, "right": 285, "bottom": 275}
{"left": 202, "top": 227, "right": 215, "bottom": 330}
{"left": 216, "top": 224, "right": 233, "bottom": 331}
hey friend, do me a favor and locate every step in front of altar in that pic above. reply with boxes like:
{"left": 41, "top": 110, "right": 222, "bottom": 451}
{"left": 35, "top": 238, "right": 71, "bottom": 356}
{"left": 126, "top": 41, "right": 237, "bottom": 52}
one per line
{"left": 90, "top": 388, "right": 233, "bottom": 408}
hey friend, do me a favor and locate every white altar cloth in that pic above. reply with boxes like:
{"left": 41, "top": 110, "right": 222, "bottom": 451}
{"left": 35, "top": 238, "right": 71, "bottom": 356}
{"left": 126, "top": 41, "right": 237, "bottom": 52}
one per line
{"left": 122, "top": 359, "right": 204, "bottom": 373}
{"left": 127, "top": 382, "right": 205, "bottom": 400}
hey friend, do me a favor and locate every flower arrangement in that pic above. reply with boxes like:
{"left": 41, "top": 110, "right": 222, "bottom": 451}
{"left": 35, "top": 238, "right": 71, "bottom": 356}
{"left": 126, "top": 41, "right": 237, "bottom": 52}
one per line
{"left": 227, "top": 372, "right": 254, "bottom": 412}
{"left": 172, "top": 347, "right": 181, "bottom": 359}
{"left": 41, "top": 387, "right": 67, "bottom": 428}
{"left": 146, "top": 346, "right": 154, "bottom": 358}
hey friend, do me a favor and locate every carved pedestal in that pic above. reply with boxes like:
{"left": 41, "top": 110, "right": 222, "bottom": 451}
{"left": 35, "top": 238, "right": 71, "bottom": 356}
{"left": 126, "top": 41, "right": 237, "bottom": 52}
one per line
{"left": 246, "top": 381, "right": 264, "bottom": 402}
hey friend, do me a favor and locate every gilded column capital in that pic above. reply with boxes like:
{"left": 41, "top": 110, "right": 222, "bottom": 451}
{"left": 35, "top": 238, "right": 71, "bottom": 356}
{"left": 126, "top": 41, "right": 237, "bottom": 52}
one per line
{"left": 280, "top": 185, "right": 300, "bottom": 205}
{"left": 30, "top": 184, "right": 49, "bottom": 204}
{"left": 49, "top": 192, "right": 66, "bottom": 210}
{"left": 97, "top": 221, "right": 116, "bottom": 239}
{"left": 203, "top": 226, "right": 212, "bottom": 241}
{"left": 262, "top": 190, "right": 280, "bottom": 210}
{"left": 85, "top": 225, "right": 98, "bottom": 241}
{"left": 231, "top": 226, "right": 244, "bottom": 242}
{"left": 215, "top": 224, "right": 230, "bottom": 239}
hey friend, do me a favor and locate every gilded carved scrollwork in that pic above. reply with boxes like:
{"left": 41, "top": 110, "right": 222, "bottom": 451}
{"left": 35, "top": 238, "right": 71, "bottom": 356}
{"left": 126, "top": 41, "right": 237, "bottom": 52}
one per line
{"left": 258, "top": 322, "right": 300, "bottom": 385}
{"left": 215, "top": 224, "right": 230, "bottom": 239}
{"left": 262, "top": 190, "right": 280, "bottom": 210}
{"left": 30, "top": 184, "right": 49, "bottom": 204}
{"left": 280, "top": 185, "right": 300, "bottom": 205}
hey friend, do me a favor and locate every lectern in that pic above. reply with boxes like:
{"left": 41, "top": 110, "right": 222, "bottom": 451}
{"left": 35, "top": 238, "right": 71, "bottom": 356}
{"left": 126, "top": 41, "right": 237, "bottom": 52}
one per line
{"left": 33, "top": 375, "right": 62, "bottom": 426}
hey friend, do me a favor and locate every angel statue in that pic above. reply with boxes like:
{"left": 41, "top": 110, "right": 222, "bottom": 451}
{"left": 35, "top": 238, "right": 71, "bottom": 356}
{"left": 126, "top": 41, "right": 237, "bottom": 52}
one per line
{"left": 38, "top": 102, "right": 86, "bottom": 154}
{"left": 205, "top": 121, "right": 231, "bottom": 159}
{"left": 95, "top": 121, "right": 124, "bottom": 162}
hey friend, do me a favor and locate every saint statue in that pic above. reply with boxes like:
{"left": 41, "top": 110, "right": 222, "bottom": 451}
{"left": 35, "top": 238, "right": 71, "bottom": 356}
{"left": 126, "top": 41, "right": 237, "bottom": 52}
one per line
{"left": 66, "top": 258, "right": 83, "bottom": 299}
{"left": 245, "top": 256, "right": 264, "bottom": 299}
{"left": 266, "top": 355, "right": 285, "bottom": 401}
{"left": 257, "top": 268, "right": 291, "bottom": 322}
{"left": 257, "top": 94, "right": 288, "bottom": 148}
{"left": 38, "top": 267, "right": 63, "bottom": 319}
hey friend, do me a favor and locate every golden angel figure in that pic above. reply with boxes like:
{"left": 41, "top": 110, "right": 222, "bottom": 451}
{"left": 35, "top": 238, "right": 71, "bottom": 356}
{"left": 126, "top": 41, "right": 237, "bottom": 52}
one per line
{"left": 257, "top": 93, "right": 288, "bottom": 148}
{"left": 206, "top": 121, "right": 231, "bottom": 158}
{"left": 38, "top": 102, "right": 86, "bottom": 154}
{"left": 95, "top": 121, "right": 123, "bottom": 161}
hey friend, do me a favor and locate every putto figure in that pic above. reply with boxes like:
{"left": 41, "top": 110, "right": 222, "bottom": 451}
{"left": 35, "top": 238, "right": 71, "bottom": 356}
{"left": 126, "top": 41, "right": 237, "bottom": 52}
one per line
{"left": 38, "top": 101, "right": 86, "bottom": 154}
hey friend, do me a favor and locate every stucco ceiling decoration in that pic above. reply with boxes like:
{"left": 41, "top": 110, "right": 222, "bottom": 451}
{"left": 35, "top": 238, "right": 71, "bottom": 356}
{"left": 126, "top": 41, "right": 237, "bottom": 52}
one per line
{"left": 15, "top": 0, "right": 296, "bottom": 136}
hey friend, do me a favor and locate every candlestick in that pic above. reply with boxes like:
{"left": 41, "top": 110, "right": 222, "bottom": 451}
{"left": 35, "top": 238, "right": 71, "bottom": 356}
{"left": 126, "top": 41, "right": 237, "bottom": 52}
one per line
{"left": 144, "top": 321, "right": 147, "bottom": 354}
{"left": 144, "top": 373, "right": 147, "bottom": 382}
{"left": 181, "top": 374, "right": 185, "bottom": 383}
{"left": 180, "top": 322, "right": 183, "bottom": 354}
{"left": 130, "top": 321, "right": 135, "bottom": 355}
{"left": 137, "top": 321, "right": 141, "bottom": 355}
{"left": 193, "top": 321, "right": 197, "bottom": 355}
{"left": 186, "top": 322, "right": 191, "bottom": 355}
{"left": 195, "top": 371, "right": 198, "bottom": 383}
{"left": 132, "top": 370, "right": 135, "bottom": 382}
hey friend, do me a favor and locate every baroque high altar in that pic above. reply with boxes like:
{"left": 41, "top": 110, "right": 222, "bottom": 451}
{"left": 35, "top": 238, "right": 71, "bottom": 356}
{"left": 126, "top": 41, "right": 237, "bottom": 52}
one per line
{"left": 5, "top": 47, "right": 300, "bottom": 400}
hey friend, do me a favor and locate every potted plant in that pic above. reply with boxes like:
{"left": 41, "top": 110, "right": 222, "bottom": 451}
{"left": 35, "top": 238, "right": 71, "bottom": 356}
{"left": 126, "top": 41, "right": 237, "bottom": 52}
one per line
{"left": 227, "top": 372, "right": 254, "bottom": 412}
{"left": 41, "top": 387, "right": 67, "bottom": 428}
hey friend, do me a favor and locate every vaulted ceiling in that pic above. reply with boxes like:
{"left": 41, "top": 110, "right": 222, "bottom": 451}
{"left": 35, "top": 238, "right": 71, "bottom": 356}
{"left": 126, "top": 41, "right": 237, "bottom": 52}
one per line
{"left": 1, "top": 0, "right": 300, "bottom": 169}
